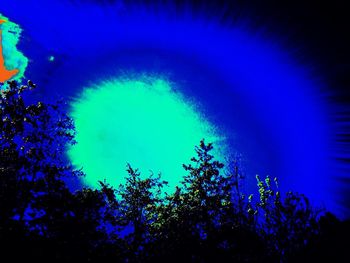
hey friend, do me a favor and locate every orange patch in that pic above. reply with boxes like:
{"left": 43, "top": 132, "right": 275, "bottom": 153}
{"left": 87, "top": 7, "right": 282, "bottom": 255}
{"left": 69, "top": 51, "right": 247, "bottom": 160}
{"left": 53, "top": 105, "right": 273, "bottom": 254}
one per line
{"left": 0, "top": 19, "right": 19, "bottom": 83}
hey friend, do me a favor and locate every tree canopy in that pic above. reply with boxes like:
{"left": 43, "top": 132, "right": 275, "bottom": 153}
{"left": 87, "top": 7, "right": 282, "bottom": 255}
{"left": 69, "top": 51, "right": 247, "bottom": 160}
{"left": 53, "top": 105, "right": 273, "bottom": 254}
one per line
{"left": 0, "top": 80, "right": 349, "bottom": 262}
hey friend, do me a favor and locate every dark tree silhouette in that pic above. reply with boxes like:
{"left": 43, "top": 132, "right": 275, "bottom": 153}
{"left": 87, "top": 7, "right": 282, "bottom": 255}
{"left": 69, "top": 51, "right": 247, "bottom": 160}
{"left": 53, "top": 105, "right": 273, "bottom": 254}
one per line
{"left": 150, "top": 140, "right": 267, "bottom": 262}
{"left": 0, "top": 81, "right": 122, "bottom": 261}
{"left": 116, "top": 164, "right": 167, "bottom": 262}
{"left": 253, "top": 175, "right": 320, "bottom": 261}
{"left": 0, "top": 80, "right": 349, "bottom": 263}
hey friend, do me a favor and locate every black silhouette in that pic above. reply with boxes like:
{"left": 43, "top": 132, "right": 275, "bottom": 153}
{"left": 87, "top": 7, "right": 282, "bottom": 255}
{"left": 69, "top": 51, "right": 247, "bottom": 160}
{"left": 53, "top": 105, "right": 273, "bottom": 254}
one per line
{"left": 0, "top": 80, "right": 349, "bottom": 262}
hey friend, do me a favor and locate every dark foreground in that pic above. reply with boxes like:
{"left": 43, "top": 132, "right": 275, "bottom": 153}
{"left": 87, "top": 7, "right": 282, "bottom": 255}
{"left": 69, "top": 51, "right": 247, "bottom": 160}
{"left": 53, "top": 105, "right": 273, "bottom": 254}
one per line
{"left": 1, "top": 81, "right": 349, "bottom": 262}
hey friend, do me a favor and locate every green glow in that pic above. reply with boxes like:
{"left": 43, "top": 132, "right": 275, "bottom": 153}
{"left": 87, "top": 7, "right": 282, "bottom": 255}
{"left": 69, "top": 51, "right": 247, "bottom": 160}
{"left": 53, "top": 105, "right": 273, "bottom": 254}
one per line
{"left": 68, "top": 75, "right": 226, "bottom": 191}
{"left": 48, "top": 55, "right": 55, "bottom": 62}
{"left": 0, "top": 14, "right": 28, "bottom": 81}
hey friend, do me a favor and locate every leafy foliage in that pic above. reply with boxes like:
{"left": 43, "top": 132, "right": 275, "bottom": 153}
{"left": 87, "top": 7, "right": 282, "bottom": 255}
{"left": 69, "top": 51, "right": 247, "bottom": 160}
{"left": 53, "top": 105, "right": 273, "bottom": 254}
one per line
{"left": 0, "top": 81, "right": 348, "bottom": 262}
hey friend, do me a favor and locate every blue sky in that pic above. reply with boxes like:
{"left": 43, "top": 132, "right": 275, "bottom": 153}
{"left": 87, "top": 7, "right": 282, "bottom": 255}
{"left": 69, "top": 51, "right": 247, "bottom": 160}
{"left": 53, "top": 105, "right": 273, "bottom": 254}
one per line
{"left": 1, "top": 0, "right": 346, "bottom": 217}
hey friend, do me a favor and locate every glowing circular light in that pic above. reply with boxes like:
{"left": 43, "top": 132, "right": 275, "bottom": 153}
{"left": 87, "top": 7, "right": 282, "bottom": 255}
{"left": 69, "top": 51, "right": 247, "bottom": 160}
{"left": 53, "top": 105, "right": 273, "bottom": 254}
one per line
{"left": 68, "top": 75, "right": 226, "bottom": 190}
{"left": 2, "top": 0, "right": 346, "bottom": 217}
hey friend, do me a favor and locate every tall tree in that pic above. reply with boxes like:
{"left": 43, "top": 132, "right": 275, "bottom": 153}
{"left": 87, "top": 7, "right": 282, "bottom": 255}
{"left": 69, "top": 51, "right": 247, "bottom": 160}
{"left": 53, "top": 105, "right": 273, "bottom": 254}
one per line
{"left": 116, "top": 163, "right": 167, "bottom": 261}
{"left": 0, "top": 80, "right": 77, "bottom": 227}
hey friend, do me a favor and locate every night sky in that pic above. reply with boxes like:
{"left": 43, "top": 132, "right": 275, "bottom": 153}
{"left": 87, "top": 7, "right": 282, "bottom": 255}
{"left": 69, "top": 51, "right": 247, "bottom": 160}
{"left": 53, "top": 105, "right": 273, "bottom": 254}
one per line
{"left": 1, "top": 0, "right": 349, "bottom": 219}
